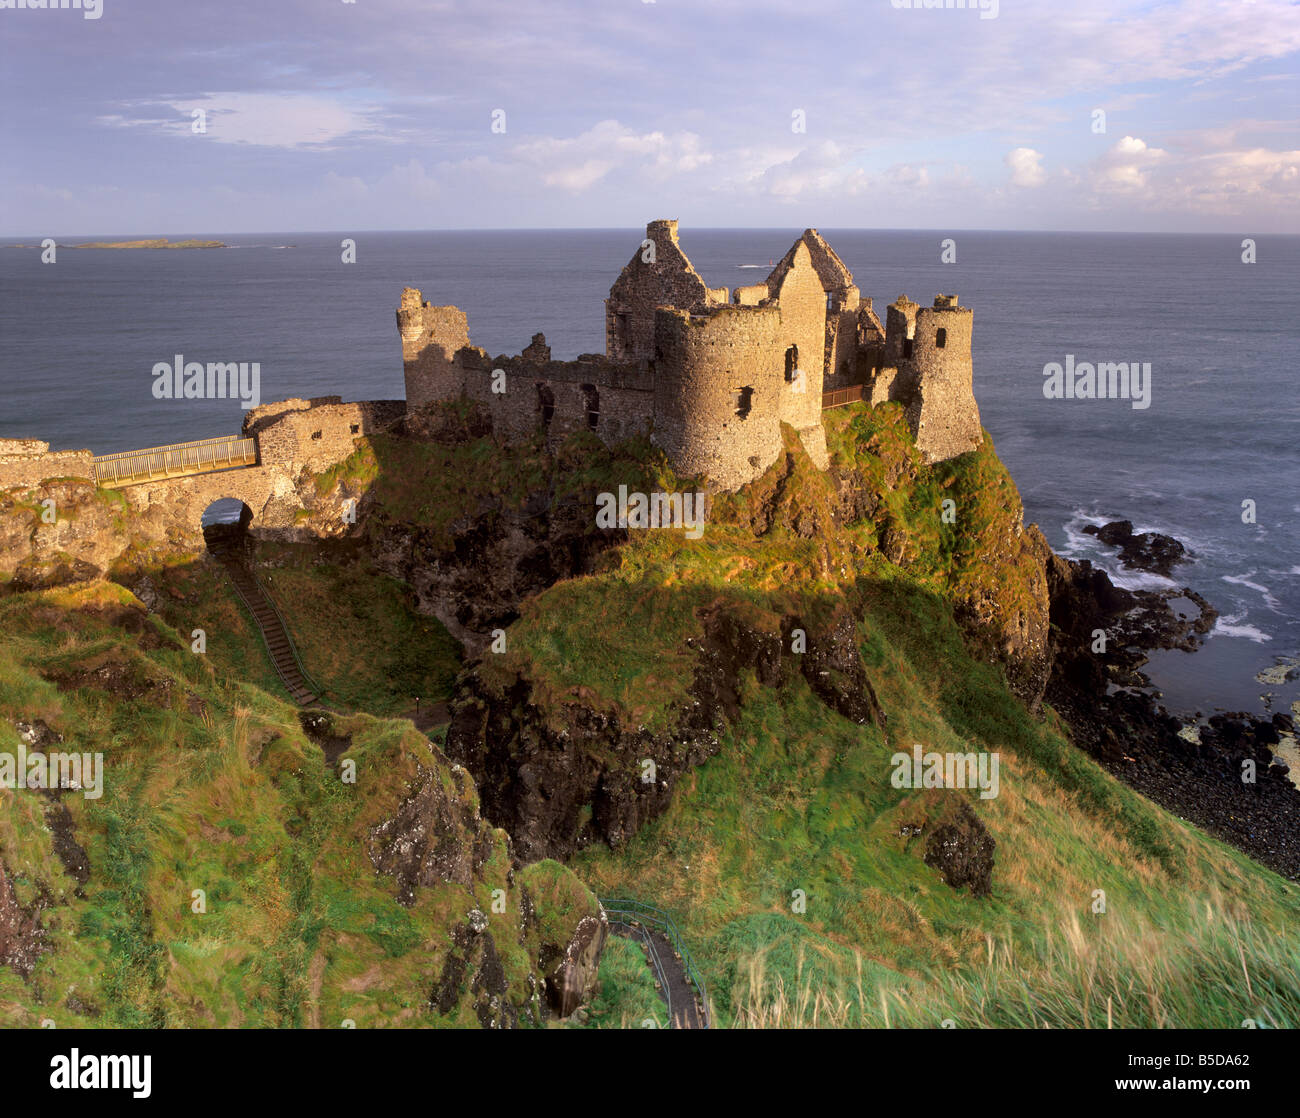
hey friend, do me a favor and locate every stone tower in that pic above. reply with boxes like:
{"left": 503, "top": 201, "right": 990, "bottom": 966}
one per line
{"left": 901, "top": 295, "right": 982, "bottom": 463}
{"left": 651, "top": 305, "right": 787, "bottom": 491}
{"left": 397, "top": 287, "right": 471, "bottom": 410}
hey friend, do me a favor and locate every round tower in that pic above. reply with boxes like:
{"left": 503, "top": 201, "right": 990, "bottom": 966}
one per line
{"left": 651, "top": 305, "right": 785, "bottom": 491}
{"left": 905, "top": 295, "right": 982, "bottom": 462}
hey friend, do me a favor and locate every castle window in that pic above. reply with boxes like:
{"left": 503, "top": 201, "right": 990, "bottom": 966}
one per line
{"left": 903, "top": 338, "right": 913, "bottom": 360}
{"left": 935, "top": 328, "right": 947, "bottom": 349}
{"left": 826, "top": 294, "right": 834, "bottom": 312}
{"left": 350, "top": 424, "right": 360, "bottom": 434}
{"left": 536, "top": 382, "right": 555, "bottom": 426}
{"left": 581, "top": 384, "right": 600, "bottom": 430}
{"left": 616, "top": 313, "right": 631, "bottom": 351}
{"left": 311, "top": 430, "right": 322, "bottom": 440}
{"left": 735, "top": 386, "right": 753, "bottom": 419}
{"left": 784, "top": 345, "right": 798, "bottom": 383}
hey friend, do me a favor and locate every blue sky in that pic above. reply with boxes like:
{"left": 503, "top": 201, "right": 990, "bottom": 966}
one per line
{"left": 2, "top": 0, "right": 1298, "bottom": 234}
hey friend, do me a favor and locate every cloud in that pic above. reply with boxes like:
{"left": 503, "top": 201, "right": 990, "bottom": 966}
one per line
{"left": 1091, "top": 135, "right": 1168, "bottom": 192}
{"left": 101, "top": 92, "right": 388, "bottom": 149}
{"left": 1006, "top": 148, "right": 1046, "bottom": 187}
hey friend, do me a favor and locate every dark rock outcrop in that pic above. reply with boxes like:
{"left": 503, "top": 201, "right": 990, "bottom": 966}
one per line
{"left": 923, "top": 799, "right": 996, "bottom": 897}
{"left": 1083, "top": 519, "right": 1188, "bottom": 577}
{"left": 447, "top": 605, "right": 884, "bottom": 862}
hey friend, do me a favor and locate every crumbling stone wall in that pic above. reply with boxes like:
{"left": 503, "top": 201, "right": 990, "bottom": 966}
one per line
{"left": 244, "top": 397, "right": 404, "bottom": 473}
{"left": 0, "top": 440, "right": 95, "bottom": 489}
{"left": 448, "top": 344, "right": 655, "bottom": 446}
{"left": 399, "top": 289, "right": 471, "bottom": 410}
{"left": 605, "top": 219, "right": 725, "bottom": 362}
{"left": 393, "top": 222, "right": 983, "bottom": 489}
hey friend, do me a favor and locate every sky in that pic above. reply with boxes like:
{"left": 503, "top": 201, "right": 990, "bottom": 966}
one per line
{"left": 1, "top": 0, "right": 1298, "bottom": 234}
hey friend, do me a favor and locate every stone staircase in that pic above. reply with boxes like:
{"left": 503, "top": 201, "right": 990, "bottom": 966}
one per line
{"left": 208, "top": 536, "right": 320, "bottom": 708}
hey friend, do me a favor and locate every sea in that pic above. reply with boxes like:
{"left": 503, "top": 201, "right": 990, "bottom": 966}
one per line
{"left": 1, "top": 229, "right": 1296, "bottom": 721}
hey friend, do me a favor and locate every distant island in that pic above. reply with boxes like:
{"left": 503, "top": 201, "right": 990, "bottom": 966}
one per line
{"left": 69, "top": 237, "right": 226, "bottom": 249}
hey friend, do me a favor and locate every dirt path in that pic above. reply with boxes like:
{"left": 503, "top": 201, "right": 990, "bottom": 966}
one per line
{"left": 610, "top": 925, "right": 707, "bottom": 1029}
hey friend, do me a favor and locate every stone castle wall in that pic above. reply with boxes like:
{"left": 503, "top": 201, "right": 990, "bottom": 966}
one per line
{"left": 243, "top": 397, "right": 404, "bottom": 473}
{"left": 768, "top": 241, "right": 828, "bottom": 436}
{"left": 395, "top": 222, "right": 983, "bottom": 489}
{"left": 399, "top": 290, "right": 470, "bottom": 410}
{"left": 0, "top": 439, "right": 95, "bottom": 489}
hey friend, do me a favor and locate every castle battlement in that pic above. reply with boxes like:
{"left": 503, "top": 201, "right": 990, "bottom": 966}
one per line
{"left": 397, "top": 222, "right": 983, "bottom": 487}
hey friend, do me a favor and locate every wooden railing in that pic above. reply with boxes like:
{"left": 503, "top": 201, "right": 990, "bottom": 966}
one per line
{"left": 822, "top": 384, "right": 868, "bottom": 410}
{"left": 92, "top": 435, "right": 258, "bottom": 488}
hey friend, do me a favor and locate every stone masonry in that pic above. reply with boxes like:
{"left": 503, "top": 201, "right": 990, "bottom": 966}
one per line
{"left": 398, "top": 221, "right": 983, "bottom": 488}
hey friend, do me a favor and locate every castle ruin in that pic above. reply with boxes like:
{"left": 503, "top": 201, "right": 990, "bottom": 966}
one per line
{"left": 399, "top": 220, "right": 983, "bottom": 489}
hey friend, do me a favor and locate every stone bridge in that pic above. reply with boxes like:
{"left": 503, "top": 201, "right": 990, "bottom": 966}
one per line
{"left": 0, "top": 397, "right": 405, "bottom": 550}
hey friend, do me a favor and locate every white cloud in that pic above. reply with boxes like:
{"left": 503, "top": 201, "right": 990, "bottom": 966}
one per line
{"left": 101, "top": 92, "right": 387, "bottom": 149}
{"left": 1006, "top": 148, "right": 1046, "bottom": 187}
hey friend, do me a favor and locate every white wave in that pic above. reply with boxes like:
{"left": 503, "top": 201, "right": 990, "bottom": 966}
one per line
{"left": 1108, "top": 568, "right": 1179, "bottom": 592}
{"left": 1221, "top": 571, "right": 1282, "bottom": 612}
{"left": 1213, "top": 611, "right": 1273, "bottom": 643}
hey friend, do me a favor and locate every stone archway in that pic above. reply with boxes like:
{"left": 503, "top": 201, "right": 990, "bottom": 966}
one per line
{"left": 201, "top": 497, "right": 253, "bottom": 555}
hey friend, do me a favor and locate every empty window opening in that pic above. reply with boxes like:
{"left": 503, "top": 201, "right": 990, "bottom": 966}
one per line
{"left": 581, "top": 384, "right": 600, "bottom": 430}
{"left": 935, "top": 328, "right": 947, "bottom": 349}
{"left": 350, "top": 423, "right": 360, "bottom": 434}
{"left": 311, "top": 430, "right": 322, "bottom": 440}
{"left": 784, "top": 345, "right": 798, "bottom": 382}
{"left": 536, "top": 382, "right": 555, "bottom": 426}
{"left": 902, "top": 338, "right": 914, "bottom": 360}
{"left": 735, "top": 386, "right": 754, "bottom": 419}
{"left": 616, "top": 313, "right": 631, "bottom": 350}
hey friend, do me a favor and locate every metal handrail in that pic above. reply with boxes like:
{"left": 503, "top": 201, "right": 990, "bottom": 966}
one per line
{"left": 219, "top": 542, "right": 325, "bottom": 705}
{"left": 607, "top": 913, "right": 674, "bottom": 1025}
{"left": 600, "top": 897, "right": 710, "bottom": 1028}
{"left": 93, "top": 436, "right": 257, "bottom": 486}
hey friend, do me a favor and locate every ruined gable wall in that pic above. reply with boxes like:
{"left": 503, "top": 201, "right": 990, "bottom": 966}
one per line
{"left": 605, "top": 220, "right": 718, "bottom": 362}
{"left": 771, "top": 242, "right": 828, "bottom": 436}
{"left": 398, "top": 288, "right": 470, "bottom": 410}
{"left": 651, "top": 306, "right": 785, "bottom": 491}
